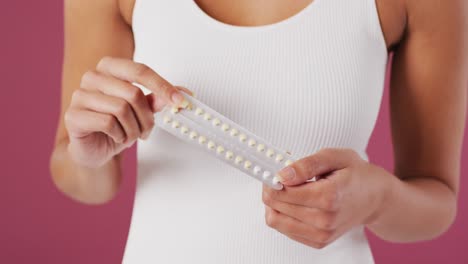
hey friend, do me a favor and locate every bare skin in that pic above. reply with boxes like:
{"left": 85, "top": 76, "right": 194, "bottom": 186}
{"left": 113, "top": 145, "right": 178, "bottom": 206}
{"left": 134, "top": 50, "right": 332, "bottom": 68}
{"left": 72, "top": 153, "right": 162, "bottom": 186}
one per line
{"left": 51, "top": 0, "right": 468, "bottom": 248}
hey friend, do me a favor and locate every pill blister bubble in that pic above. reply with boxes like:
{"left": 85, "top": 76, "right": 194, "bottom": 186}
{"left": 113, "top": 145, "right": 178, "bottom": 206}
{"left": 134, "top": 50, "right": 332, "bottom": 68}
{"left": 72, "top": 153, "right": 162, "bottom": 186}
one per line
{"left": 244, "top": 160, "right": 252, "bottom": 169}
{"left": 225, "top": 151, "right": 234, "bottom": 160}
{"left": 275, "top": 154, "right": 284, "bottom": 162}
{"left": 195, "top": 107, "right": 204, "bottom": 115}
{"left": 207, "top": 141, "right": 216, "bottom": 149}
{"left": 212, "top": 118, "right": 221, "bottom": 126}
{"left": 172, "top": 121, "right": 180, "bottom": 128}
{"left": 257, "top": 144, "right": 265, "bottom": 152}
{"left": 230, "top": 128, "right": 239, "bottom": 137}
{"left": 204, "top": 113, "right": 212, "bottom": 120}
{"left": 198, "top": 136, "right": 207, "bottom": 144}
{"left": 221, "top": 123, "right": 230, "bottom": 132}
{"left": 266, "top": 149, "right": 275, "bottom": 158}
{"left": 216, "top": 146, "right": 225, "bottom": 154}
{"left": 239, "top": 134, "right": 247, "bottom": 142}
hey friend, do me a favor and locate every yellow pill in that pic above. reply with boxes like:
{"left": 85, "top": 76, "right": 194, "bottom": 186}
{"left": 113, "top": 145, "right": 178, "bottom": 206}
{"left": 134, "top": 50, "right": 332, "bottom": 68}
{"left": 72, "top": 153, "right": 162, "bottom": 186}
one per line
{"left": 275, "top": 154, "right": 284, "bottom": 162}
{"left": 203, "top": 113, "right": 212, "bottom": 120}
{"left": 198, "top": 136, "right": 207, "bottom": 144}
{"left": 257, "top": 144, "right": 265, "bottom": 152}
{"left": 163, "top": 116, "right": 172, "bottom": 124}
{"left": 180, "top": 126, "right": 189, "bottom": 134}
{"left": 212, "top": 118, "right": 221, "bottom": 126}
{"left": 216, "top": 146, "right": 225, "bottom": 154}
{"left": 225, "top": 151, "right": 234, "bottom": 160}
{"left": 207, "top": 141, "right": 216, "bottom": 149}
{"left": 172, "top": 121, "right": 180, "bottom": 128}
{"left": 195, "top": 108, "right": 204, "bottom": 115}
{"left": 221, "top": 123, "right": 230, "bottom": 132}
{"left": 239, "top": 134, "right": 247, "bottom": 142}
{"left": 266, "top": 149, "right": 275, "bottom": 158}
{"left": 189, "top": 131, "right": 198, "bottom": 139}
{"left": 230, "top": 129, "right": 239, "bottom": 137}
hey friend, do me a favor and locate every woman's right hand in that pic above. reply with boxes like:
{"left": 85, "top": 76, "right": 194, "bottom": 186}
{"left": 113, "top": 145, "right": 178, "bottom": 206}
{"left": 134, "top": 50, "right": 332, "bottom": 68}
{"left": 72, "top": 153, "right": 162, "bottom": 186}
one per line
{"left": 64, "top": 57, "right": 190, "bottom": 168}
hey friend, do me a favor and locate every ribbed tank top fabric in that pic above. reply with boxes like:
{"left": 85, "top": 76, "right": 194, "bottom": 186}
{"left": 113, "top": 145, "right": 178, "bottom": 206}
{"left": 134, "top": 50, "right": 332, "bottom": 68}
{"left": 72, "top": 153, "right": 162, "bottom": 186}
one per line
{"left": 124, "top": 0, "right": 388, "bottom": 263}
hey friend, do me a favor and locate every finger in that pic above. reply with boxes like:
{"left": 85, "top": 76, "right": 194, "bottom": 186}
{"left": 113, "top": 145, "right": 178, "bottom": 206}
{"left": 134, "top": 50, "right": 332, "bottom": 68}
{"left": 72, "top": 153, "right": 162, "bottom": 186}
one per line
{"left": 277, "top": 148, "right": 358, "bottom": 186}
{"left": 147, "top": 86, "right": 194, "bottom": 112}
{"left": 96, "top": 57, "right": 185, "bottom": 106}
{"left": 64, "top": 109, "right": 125, "bottom": 143}
{"left": 71, "top": 89, "right": 141, "bottom": 143}
{"left": 263, "top": 179, "right": 341, "bottom": 211}
{"left": 81, "top": 71, "right": 154, "bottom": 139}
{"left": 264, "top": 206, "right": 335, "bottom": 246}
{"left": 285, "top": 233, "right": 328, "bottom": 249}
{"left": 175, "top": 86, "right": 194, "bottom": 96}
{"left": 262, "top": 189, "right": 338, "bottom": 230}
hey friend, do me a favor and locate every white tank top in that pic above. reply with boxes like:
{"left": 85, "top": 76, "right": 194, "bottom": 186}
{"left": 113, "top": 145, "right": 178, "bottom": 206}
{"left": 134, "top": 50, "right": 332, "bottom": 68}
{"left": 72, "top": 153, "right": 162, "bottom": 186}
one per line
{"left": 124, "top": 0, "right": 388, "bottom": 263}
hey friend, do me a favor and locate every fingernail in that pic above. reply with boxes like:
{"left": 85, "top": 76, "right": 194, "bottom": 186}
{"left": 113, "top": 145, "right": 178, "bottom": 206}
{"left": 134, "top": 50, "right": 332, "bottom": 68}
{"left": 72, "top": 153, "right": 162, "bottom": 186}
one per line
{"left": 179, "top": 99, "right": 191, "bottom": 109}
{"left": 171, "top": 92, "right": 184, "bottom": 105}
{"left": 277, "top": 166, "right": 296, "bottom": 182}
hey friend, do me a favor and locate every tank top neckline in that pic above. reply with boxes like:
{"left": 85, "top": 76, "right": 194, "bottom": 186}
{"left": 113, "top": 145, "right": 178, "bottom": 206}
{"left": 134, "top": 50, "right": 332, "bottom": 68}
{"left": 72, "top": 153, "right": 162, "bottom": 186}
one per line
{"left": 188, "top": 0, "right": 325, "bottom": 32}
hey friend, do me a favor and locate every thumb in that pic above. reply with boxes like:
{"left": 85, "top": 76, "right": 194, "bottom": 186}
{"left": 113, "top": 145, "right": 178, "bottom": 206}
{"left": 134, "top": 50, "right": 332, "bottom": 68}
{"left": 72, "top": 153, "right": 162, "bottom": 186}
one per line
{"left": 276, "top": 148, "right": 357, "bottom": 186}
{"left": 146, "top": 86, "right": 194, "bottom": 112}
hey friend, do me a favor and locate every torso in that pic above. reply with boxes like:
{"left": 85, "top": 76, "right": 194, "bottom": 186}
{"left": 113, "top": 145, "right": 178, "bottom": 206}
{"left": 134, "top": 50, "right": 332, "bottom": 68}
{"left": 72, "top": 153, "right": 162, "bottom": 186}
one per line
{"left": 119, "top": 0, "right": 407, "bottom": 52}
{"left": 123, "top": 0, "right": 389, "bottom": 263}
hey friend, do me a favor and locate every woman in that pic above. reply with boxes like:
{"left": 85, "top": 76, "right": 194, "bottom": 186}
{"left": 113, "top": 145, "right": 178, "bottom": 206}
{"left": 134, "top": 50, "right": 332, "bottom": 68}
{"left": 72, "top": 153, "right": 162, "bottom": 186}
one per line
{"left": 50, "top": 0, "right": 467, "bottom": 263}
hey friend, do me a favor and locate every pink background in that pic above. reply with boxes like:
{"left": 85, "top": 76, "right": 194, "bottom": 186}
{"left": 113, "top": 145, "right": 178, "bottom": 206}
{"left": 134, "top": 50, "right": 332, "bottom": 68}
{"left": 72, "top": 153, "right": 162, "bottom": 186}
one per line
{"left": 1, "top": 1, "right": 467, "bottom": 263}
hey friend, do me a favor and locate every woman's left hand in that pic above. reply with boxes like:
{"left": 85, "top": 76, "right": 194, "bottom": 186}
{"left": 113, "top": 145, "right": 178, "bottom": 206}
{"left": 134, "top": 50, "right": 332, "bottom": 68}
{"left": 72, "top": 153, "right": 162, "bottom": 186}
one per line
{"left": 262, "top": 148, "right": 392, "bottom": 249}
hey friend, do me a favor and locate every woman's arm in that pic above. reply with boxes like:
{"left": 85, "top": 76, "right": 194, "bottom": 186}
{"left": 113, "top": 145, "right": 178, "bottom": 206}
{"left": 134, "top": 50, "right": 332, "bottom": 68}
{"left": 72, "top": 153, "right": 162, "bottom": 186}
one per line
{"left": 366, "top": 0, "right": 468, "bottom": 241}
{"left": 261, "top": 0, "right": 467, "bottom": 247}
{"left": 51, "top": 0, "right": 188, "bottom": 205}
{"left": 50, "top": 0, "right": 135, "bottom": 204}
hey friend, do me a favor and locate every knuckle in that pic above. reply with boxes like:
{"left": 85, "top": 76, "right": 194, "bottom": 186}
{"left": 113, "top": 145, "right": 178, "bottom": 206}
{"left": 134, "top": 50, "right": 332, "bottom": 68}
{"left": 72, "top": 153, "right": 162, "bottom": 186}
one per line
{"left": 97, "top": 56, "right": 112, "bottom": 69}
{"left": 316, "top": 229, "right": 334, "bottom": 244}
{"left": 158, "top": 83, "right": 173, "bottom": 97}
{"left": 312, "top": 242, "right": 327, "bottom": 250}
{"left": 127, "top": 86, "right": 143, "bottom": 104}
{"left": 301, "top": 155, "right": 321, "bottom": 177}
{"left": 147, "top": 118, "right": 156, "bottom": 132}
{"left": 304, "top": 154, "right": 320, "bottom": 167}
{"left": 70, "top": 89, "right": 84, "bottom": 103}
{"left": 103, "top": 115, "right": 116, "bottom": 132}
{"left": 134, "top": 63, "right": 151, "bottom": 78}
{"left": 80, "top": 70, "right": 97, "bottom": 87}
{"left": 322, "top": 190, "right": 339, "bottom": 211}
{"left": 283, "top": 221, "right": 295, "bottom": 232}
{"left": 63, "top": 110, "right": 74, "bottom": 124}
{"left": 265, "top": 211, "right": 277, "bottom": 228}
{"left": 261, "top": 191, "right": 269, "bottom": 205}
{"left": 262, "top": 191, "right": 273, "bottom": 206}
{"left": 317, "top": 148, "right": 333, "bottom": 157}
{"left": 127, "top": 128, "right": 139, "bottom": 140}
{"left": 115, "top": 101, "right": 131, "bottom": 118}
{"left": 317, "top": 212, "right": 338, "bottom": 230}
{"left": 343, "top": 148, "right": 359, "bottom": 160}
{"left": 147, "top": 116, "right": 155, "bottom": 129}
{"left": 320, "top": 180, "right": 341, "bottom": 211}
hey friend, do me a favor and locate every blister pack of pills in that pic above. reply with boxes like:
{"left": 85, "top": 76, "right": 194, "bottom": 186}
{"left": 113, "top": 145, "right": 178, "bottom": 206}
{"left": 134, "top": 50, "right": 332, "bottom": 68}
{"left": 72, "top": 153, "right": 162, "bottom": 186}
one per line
{"left": 155, "top": 92, "right": 298, "bottom": 190}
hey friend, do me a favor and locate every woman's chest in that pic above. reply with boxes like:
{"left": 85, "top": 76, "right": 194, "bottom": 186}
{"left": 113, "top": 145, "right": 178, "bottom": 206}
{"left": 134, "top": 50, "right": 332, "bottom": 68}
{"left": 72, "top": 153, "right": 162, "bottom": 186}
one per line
{"left": 131, "top": 0, "right": 389, "bottom": 155}
{"left": 122, "top": 0, "right": 406, "bottom": 51}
